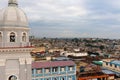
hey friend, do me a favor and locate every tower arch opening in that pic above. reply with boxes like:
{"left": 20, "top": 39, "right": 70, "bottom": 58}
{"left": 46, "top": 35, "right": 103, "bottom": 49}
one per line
{"left": 10, "top": 32, "right": 16, "bottom": 42}
{"left": 0, "top": 32, "right": 2, "bottom": 42}
{"left": 22, "top": 33, "right": 27, "bottom": 42}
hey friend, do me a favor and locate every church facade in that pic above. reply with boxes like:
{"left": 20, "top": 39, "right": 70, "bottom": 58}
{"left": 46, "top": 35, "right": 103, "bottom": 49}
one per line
{"left": 0, "top": 0, "right": 33, "bottom": 80}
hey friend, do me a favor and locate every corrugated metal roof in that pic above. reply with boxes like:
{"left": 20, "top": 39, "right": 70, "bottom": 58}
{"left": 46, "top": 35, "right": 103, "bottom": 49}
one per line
{"left": 102, "top": 70, "right": 115, "bottom": 74}
{"left": 32, "top": 61, "right": 75, "bottom": 68}
{"left": 110, "top": 60, "right": 120, "bottom": 66}
{"left": 93, "top": 61, "right": 103, "bottom": 66}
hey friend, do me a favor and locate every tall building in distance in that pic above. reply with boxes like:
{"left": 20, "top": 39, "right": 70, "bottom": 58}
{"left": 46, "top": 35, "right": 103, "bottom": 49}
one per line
{"left": 0, "top": 0, "right": 33, "bottom": 80}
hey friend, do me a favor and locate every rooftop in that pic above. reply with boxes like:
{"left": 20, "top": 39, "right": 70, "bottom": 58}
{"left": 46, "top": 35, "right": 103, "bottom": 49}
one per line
{"left": 32, "top": 60, "right": 75, "bottom": 68}
{"left": 102, "top": 69, "right": 115, "bottom": 75}
{"left": 78, "top": 72, "right": 108, "bottom": 79}
{"left": 110, "top": 60, "right": 120, "bottom": 66}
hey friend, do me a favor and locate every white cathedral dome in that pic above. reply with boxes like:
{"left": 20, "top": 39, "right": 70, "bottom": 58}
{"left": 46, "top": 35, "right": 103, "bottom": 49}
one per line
{"left": 0, "top": 0, "right": 28, "bottom": 27}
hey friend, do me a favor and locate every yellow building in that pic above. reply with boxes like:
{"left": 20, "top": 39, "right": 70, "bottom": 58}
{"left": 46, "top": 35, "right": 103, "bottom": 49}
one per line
{"left": 32, "top": 47, "right": 46, "bottom": 53}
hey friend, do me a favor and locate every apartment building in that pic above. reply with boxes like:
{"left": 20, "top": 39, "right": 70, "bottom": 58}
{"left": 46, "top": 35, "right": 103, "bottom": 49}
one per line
{"left": 32, "top": 61, "right": 76, "bottom": 80}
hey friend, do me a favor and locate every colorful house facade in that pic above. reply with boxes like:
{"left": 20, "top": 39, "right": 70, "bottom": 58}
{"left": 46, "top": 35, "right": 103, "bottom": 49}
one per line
{"left": 103, "top": 59, "right": 120, "bottom": 72}
{"left": 32, "top": 61, "right": 76, "bottom": 80}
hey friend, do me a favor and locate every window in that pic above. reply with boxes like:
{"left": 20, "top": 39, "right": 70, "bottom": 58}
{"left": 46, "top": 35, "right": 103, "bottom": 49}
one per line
{"left": 68, "top": 66, "right": 73, "bottom": 71}
{"left": 22, "top": 33, "right": 27, "bottom": 42}
{"left": 110, "top": 64, "right": 112, "bottom": 67}
{"left": 52, "top": 67, "right": 58, "bottom": 72}
{"left": 36, "top": 68, "right": 42, "bottom": 74}
{"left": 45, "top": 68, "right": 50, "bottom": 73}
{"left": 0, "top": 32, "right": 2, "bottom": 42}
{"left": 54, "top": 78, "right": 57, "bottom": 80}
{"left": 115, "top": 65, "right": 117, "bottom": 68}
{"left": 106, "top": 62, "right": 108, "bottom": 66}
{"left": 32, "top": 69, "right": 34, "bottom": 74}
{"left": 10, "top": 32, "right": 15, "bottom": 42}
{"left": 68, "top": 76, "right": 72, "bottom": 80}
{"left": 61, "top": 67, "right": 65, "bottom": 72}
{"left": 46, "top": 78, "right": 50, "bottom": 80}
{"left": 61, "top": 77, "right": 64, "bottom": 80}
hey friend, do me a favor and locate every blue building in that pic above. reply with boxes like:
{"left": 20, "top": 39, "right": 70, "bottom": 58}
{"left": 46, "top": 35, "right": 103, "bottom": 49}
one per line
{"left": 103, "top": 59, "right": 120, "bottom": 77}
{"left": 32, "top": 61, "right": 76, "bottom": 80}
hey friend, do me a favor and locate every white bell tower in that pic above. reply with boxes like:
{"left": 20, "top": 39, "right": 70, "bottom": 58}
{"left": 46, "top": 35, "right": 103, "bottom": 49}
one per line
{"left": 0, "top": 0, "right": 33, "bottom": 80}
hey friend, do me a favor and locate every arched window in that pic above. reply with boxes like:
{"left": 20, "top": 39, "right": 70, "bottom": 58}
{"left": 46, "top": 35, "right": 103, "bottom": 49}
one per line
{"left": 8, "top": 75, "right": 17, "bottom": 80}
{"left": 10, "top": 32, "right": 15, "bottom": 42}
{"left": 0, "top": 32, "right": 2, "bottom": 42}
{"left": 22, "top": 33, "right": 26, "bottom": 42}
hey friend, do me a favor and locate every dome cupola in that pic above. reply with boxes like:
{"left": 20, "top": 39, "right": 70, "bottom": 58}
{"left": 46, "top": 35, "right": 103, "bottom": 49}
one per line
{"left": 0, "top": 0, "right": 28, "bottom": 28}
{"left": 0, "top": 0, "right": 30, "bottom": 47}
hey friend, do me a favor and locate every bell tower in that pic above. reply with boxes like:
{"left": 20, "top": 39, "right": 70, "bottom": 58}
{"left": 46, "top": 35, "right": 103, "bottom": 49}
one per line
{"left": 0, "top": 0, "right": 33, "bottom": 80}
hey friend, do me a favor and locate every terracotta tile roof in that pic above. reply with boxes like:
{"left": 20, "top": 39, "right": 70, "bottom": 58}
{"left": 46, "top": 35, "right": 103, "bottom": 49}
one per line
{"left": 32, "top": 61, "right": 75, "bottom": 68}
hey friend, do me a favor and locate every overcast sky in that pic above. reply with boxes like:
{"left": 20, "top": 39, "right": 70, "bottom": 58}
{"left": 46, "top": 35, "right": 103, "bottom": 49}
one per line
{"left": 0, "top": 0, "right": 120, "bottom": 39}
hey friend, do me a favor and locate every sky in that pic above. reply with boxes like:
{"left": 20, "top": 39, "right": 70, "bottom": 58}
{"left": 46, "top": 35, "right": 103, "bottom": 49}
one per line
{"left": 0, "top": 0, "right": 120, "bottom": 39}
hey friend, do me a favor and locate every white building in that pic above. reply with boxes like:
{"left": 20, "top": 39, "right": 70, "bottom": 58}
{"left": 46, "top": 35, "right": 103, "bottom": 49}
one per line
{"left": 60, "top": 48, "right": 88, "bottom": 57}
{"left": 61, "top": 51, "right": 88, "bottom": 57}
{"left": 103, "top": 59, "right": 120, "bottom": 72}
{"left": 0, "top": 0, "right": 33, "bottom": 80}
